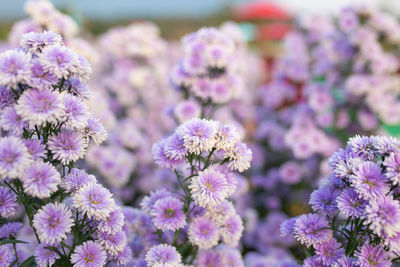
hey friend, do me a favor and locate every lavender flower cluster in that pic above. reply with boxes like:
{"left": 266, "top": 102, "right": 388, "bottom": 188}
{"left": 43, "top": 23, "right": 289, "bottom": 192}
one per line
{"left": 282, "top": 135, "right": 400, "bottom": 266}
{"left": 136, "top": 117, "right": 252, "bottom": 266}
{"left": 0, "top": 31, "right": 133, "bottom": 266}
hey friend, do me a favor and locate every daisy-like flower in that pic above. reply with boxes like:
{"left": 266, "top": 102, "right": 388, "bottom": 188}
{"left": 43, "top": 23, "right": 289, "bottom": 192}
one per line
{"left": 355, "top": 244, "right": 391, "bottom": 267}
{"left": 214, "top": 123, "right": 240, "bottom": 151}
{"left": 176, "top": 118, "right": 218, "bottom": 155}
{"left": 0, "top": 186, "right": 17, "bottom": 218}
{"left": 73, "top": 182, "right": 115, "bottom": 220}
{"left": 0, "top": 85, "right": 14, "bottom": 110}
{"left": 15, "top": 88, "right": 64, "bottom": 127}
{"left": 163, "top": 133, "right": 188, "bottom": 161}
{"left": 188, "top": 216, "right": 220, "bottom": 249}
{"left": 61, "top": 168, "right": 97, "bottom": 193}
{"left": 309, "top": 185, "right": 339, "bottom": 217}
{"left": 61, "top": 93, "right": 90, "bottom": 129}
{"left": 225, "top": 142, "right": 252, "bottom": 172}
{"left": 96, "top": 230, "right": 127, "bottom": 256}
{"left": 145, "top": 244, "right": 182, "bottom": 267}
{"left": 80, "top": 118, "right": 108, "bottom": 145}
{"left": 28, "top": 59, "right": 59, "bottom": 90}
{"left": 71, "top": 241, "right": 107, "bottom": 267}
{"left": 314, "top": 238, "right": 344, "bottom": 266}
{"left": 34, "top": 243, "right": 61, "bottom": 267}
{"left": 23, "top": 139, "right": 46, "bottom": 160}
{"left": 20, "top": 31, "right": 62, "bottom": 54}
{"left": 336, "top": 188, "right": 366, "bottom": 218}
{"left": 333, "top": 256, "right": 358, "bottom": 267}
{"left": 204, "top": 200, "right": 235, "bottom": 225}
{"left": 21, "top": 161, "right": 61, "bottom": 198}
{"left": 33, "top": 202, "right": 74, "bottom": 244}
{"left": 348, "top": 135, "right": 377, "bottom": 161}
{"left": 383, "top": 152, "right": 400, "bottom": 185}
{"left": 280, "top": 217, "right": 297, "bottom": 237}
{"left": 189, "top": 166, "right": 229, "bottom": 208}
{"left": 220, "top": 213, "right": 243, "bottom": 246}
{"left": 293, "top": 213, "right": 333, "bottom": 247}
{"left": 110, "top": 246, "right": 133, "bottom": 266}
{"left": 0, "top": 245, "right": 14, "bottom": 267}
{"left": 351, "top": 161, "right": 389, "bottom": 200}
{"left": 364, "top": 195, "right": 400, "bottom": 237}
{"left": 150, "top": 196, "right": 186, "bottom": 232}
{"left": 140, "top": 189, "right": 173, "bottom": 214}
{"left": 0, "top": 49, "right": 31, "bottom": 89}
{"left": 39, "top": 45, "right": 78, "bottom": 78}
{"left": 48, "top": 129, "right": 87, "bottom": 165}
{"left": 0, "top": 136, "right": 32, "bottom": 179}
{"left": 0, "top": 222, "right": 23, "bottom": 239}
{"left": 0, "top": 107, "right": 27, "bottom": 135}
{"left": 97, "top": 208, "right": 125, "bottom": 235}
{"left": 152, "top": 139, "right": 184, "bottom": 170}
{"left": 174, "top": 100, "right": 201, "bottom": 123}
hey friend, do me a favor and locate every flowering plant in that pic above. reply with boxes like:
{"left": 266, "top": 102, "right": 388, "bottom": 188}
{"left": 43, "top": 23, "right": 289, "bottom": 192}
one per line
{"left": 282, "top": 135, "right": 400, "bottom": 266}
{"left": 0, "top": 31, "right": 131, "bottom": 266}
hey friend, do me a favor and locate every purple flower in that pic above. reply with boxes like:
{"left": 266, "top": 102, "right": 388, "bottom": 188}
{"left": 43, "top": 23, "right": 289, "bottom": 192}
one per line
{"left": 21, "top": 161, "right": 61, "bottom": 198}
{"left": 163, "top": 133, "right": 188, "bottom": 161}
{"left": 280, "top": 217, "right": 297, "bottom": 237}
{"left": 348, "top": 135, "right": 377, "bottom": 161}
{"left": 140, "top": 189, "right": 173, "bottom": 214}
{"left": 355, "top": 244, "right": 391, "bottom": 267}
{"left": 0, "top": 107, "right": 27, "bottom": 135}
{"left": 174, "top": 100, "right": 201, "bottom": 123}
{"left": 279, "top": 161, "right": 302, "bottom": 185}
{"left": 0, "top": 186, "right": 17, "bottom": 218}
{"left": 189, "top": 166, "right": 229, "bottom": 208}
{"left": 33, "top": 202, "right": 74, "bottom": 244}
{"left": 22, "top": 139, "right": 46, "bottom": 160}
{"left": 150, "top": 196, "right": 186, "bottom": 232}
{"left": 28, "top": 59, "right": 59, "bottom": 90}
{"left": 80, "top": 118, "right": 108, "bottom": 145}
{"left": 0, "top": 49, "right": 31, "bottom": 89}
{"left": 364, "top": 195, "right": 400, "bottom": 237}
{"left": 0, "top": 222, "right": 23, "bottom": 239}
{"left": 48, "top": 129, "right": 87, "bottom": 165}
{"left": 220, "top": 213, "right": 243, "bottom": 246}
{"left": 196, "top": 249, "right": 223, "bottom": 267}
{"left": 61, "top": 93, "right": 90, "bottom": 129}
{"left": 214, "top": 123, "right": 240, "bottom": 151}
{"left": 97, "top": 208, "right": 125, "bottom": 235}
{"left": 336, "top": 188, "right": 366, "bottom": 218}
{"left": 61, "top": 168, "right": 97, "bottom": 193}
{"left": 0, "top": 86, "right": 15, "bottom": 110}
{"left": 71, "top": 241, "right": 107, "bottom": 267}
{"left": 73, "top": 182, "right": 115, "bottom": 220}
{"left": 15, "top": 88, "right": 64, "bottom": 127}
{"left": 383, "top": 152, "right": 400, "bottom": 185}
{"left": 145, "top": 244, "right": 182, "bottom": 266}
{"left": 303, "top": 256, "right": 321, "bottom": 267}
{"left": 176, "top": 118, "right": 218, "bottom": 155}
{"left": 188, "top": 216, "right": 219, "bottom": 249}
{"left": 0, "top": 245, "right": 14, "bottom": 266}
{"left": 309, "top": 185, "right": 339, "bottom": 217}
{"left": 333, "top": 256, "right": 358, "bottom": 267}
{"left": 0, "top": 136, "right": 32, "bottom": 179}
{"left": 109, "top": 245, "right": 133, "bottom": 266}
{"left": 19, "top": 31, "right": 62, "bottom": 54}
{"left": 293, "top": 213, "right": 333, "bottom": 247}
{"left": 96, "top": 230, "right": 127, "bottom": 256}
{"left": 34, "top": 243, "right": 61, "bottom": 267}
{"left": 225, "top": 142, "right": 252, "bottom": 172}
{"left": 351, "top": 161, "right": 389, "bottom": 200}
{"left": 314, "top": 238, "right": 344, "bottom": 265}
{"left": 39, "top": 45, "right": 77, "bottom": 78}
{"left": 152, "top": 138, "right": 184, "bottom": 170}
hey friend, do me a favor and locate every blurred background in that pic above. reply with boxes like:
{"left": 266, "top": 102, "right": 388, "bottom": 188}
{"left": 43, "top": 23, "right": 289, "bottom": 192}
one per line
{"left": 0, "top": 0, "right": 396, "bottom": 40}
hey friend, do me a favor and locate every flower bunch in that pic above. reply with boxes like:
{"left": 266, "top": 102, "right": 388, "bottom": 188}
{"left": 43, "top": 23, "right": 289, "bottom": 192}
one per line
{"left": 170, "top": 26, "right": 246, "bottom": 121}
{"left": 282, "top": 135, "right": 400, "bottom": 266}
{"left": 132, "top": 117, "right": 252, "bottom": 266}
{"left": 0, "top": 31, "right": 131, "bottom": 266}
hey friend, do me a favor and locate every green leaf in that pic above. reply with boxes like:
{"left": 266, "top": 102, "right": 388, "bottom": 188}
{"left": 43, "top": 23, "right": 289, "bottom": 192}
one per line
{"left": 0, "top": 239, "right": 27, "bottom": 245}
{"left": 20, "top": 256, "right": 36, "bottom": 267}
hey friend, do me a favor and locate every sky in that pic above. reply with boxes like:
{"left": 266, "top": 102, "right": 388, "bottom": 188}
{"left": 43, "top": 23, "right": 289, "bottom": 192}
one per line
{"left": 0, "top": 0, "right": 391, "bottom": 22}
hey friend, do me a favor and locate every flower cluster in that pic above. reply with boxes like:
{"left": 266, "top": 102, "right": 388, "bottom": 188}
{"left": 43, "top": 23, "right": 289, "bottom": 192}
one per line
{"left": 129, "top": 118, "right": 252, "bottom": 265}
{"left": 170, "top": 26, "right": 246, "bottom": 121}
{"left": 282, "top": 135, "right": 400, "bottom": 266}
{"left": 0, "top": 31, "right": 131, "bottom": 266}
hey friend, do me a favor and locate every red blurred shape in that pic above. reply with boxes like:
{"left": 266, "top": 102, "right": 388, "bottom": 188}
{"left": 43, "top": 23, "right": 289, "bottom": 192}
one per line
{"left": 234, "top": 1, "right": 291, "bottom": 21}
{"left": 258, "top": 23, "right": 291, "bottom": 40}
